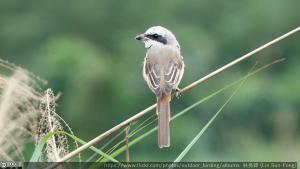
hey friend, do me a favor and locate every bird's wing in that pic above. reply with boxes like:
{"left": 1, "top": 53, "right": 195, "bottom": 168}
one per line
{"left": 143, "top": 56, "right": 161, "bottom": 96}
{"left": 163, "top": 55, "right": 184, "bottom": 93}
{"left": 144, "top": 47, "right": 184, "bottom": 96}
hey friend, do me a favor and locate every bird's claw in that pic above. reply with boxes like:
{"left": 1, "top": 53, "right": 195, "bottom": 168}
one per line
{"left": 175, "top": 88, "right": 182, "bottom": 99}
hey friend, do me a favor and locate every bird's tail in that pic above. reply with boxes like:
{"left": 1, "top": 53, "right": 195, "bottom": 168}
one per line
{"left": 157, "top": 93, "right": 171, "bottom": 148}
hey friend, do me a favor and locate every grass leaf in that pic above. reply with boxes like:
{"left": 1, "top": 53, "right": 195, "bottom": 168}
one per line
{"left": 30, "top": 131, "right": 118, "bottom": 163}
{"left": 171, "top": 68, "right": 249, "bottom": 165}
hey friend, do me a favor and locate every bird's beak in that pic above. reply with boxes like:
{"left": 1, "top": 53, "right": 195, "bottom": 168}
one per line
{"left": 135, "top": 34, "right": 145, "bottom": 41}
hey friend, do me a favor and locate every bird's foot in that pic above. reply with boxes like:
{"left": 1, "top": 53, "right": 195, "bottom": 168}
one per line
{"left": 175, "top": 87, "right": 182, "bottom": 99}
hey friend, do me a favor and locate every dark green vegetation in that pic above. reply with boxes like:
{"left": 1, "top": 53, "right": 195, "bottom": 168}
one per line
{"left": 0, "top": 1, "right": 299, "bottom": 162}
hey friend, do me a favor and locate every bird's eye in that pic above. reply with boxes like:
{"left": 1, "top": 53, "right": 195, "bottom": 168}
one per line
{"left": 152, "top": 34, "right": 159, "bottom": 38}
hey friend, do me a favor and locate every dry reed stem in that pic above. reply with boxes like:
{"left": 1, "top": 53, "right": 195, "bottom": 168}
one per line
{"left": 54, "top": 26, "right": 300, "bottom": 164}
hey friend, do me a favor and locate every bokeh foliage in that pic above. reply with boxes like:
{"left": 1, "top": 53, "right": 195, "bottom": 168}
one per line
{"left": 0, "top": 0, "right": 299, "bottom": 161}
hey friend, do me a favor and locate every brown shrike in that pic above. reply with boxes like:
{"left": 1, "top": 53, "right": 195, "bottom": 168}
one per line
{"left": 135, "top": 26, "right": 184, "bottom": 148}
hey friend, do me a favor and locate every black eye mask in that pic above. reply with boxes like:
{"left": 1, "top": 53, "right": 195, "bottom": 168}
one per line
{"left": 146, "top": 34, "right": 167, "bottom": 44}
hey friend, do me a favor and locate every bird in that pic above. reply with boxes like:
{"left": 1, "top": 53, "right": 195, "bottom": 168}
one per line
{"left": 135, "top": 26, "right": 185, "bottom": 148}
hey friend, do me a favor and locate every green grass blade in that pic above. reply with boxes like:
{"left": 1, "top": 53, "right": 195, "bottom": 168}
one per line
{"left": 170, "top": 63, "right": 259, "bottom": 165}
{"left": 29, "top": 131, "right": 118, "bottom": 163}
{"left": 95, "top": 117, "right": 157, "bottom": 162}
{"left": 86, "top": 128, "right": 126, "bottom": 162}
{"left": 95, "top": 114, "right": 157, "bottom": 162}
{"left": 129, "top": 113, "right": 156, "bottom": 135}
{"left": 29, "top": 132, "right": 55, "bottom": 162}
{"left": 61, "top": 131, "right": 119, "bottom": 162}
{"left": 171, "top": 74, "right": 247, "bottom": 164}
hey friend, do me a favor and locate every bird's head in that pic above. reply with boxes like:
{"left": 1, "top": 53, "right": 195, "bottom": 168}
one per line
{"left": 135, "top": 26, "right": 180, "bottom": 49}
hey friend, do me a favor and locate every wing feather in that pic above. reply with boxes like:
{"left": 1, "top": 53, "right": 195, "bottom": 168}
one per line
{"left": 143, "top": 47, "right": 184, "bottom": 96}
{"left": 144, "top": 57, "right": 161, "bottom": 96}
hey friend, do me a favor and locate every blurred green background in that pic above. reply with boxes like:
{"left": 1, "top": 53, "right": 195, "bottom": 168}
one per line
{"left": 0, "top": 0, "right": 299, "bottom": 162}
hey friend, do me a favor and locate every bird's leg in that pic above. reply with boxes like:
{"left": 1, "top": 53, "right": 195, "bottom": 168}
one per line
{"left": 175, "top": 87, "right": 182, "bottom": 99}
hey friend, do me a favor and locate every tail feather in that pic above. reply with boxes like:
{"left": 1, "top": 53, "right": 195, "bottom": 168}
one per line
{"left": 157, "top": 93, "right": 171, "bottom": 148}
